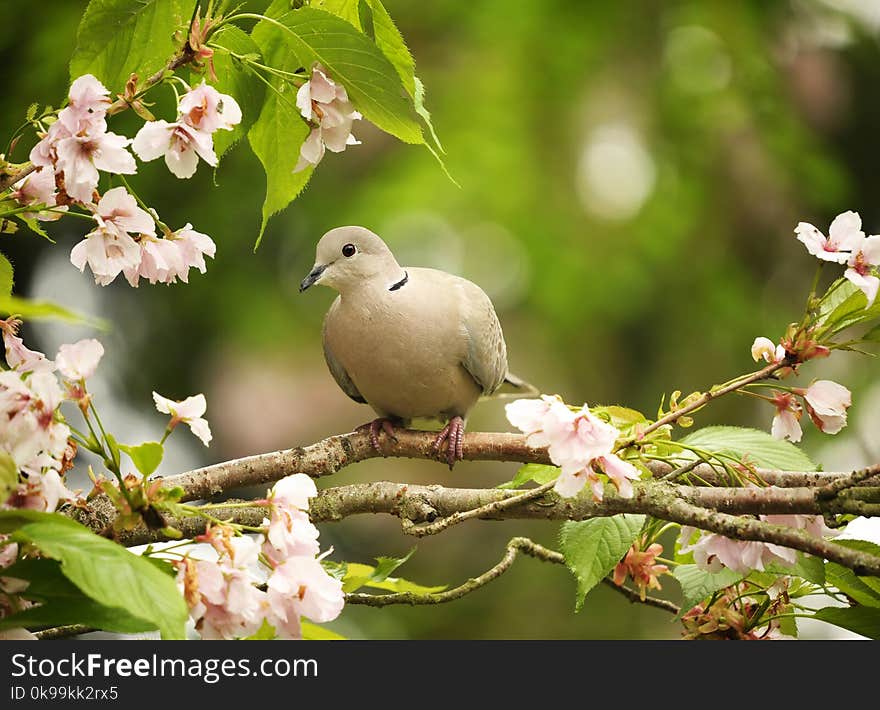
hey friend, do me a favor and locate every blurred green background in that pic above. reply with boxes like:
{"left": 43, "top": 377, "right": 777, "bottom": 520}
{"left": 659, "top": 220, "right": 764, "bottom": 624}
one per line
{"left": 3, "top": 0, "right": 880, "bottom": 639}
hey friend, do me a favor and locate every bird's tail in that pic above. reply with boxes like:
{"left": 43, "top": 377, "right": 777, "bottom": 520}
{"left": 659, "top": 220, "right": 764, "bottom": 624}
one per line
{"left": 484, "top": 372, "right": 541, "bottom": 400}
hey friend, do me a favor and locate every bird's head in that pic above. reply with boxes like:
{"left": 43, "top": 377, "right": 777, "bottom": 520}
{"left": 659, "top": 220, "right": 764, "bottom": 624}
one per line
{"left": 299, "top": 226, "right": 403, "bottom": 294}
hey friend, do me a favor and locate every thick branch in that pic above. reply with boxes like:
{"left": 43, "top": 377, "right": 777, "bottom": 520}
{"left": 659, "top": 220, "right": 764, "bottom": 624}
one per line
{"left": 154, "top": 429, "right": 872, "bottom": 504}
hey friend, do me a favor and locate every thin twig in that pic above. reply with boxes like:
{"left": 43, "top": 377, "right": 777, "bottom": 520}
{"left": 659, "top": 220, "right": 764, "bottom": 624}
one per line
{"left": 400, "top": 481, "right": 557, "bottom": 537}
{"left": 600, "top": 578, "right": 680, "bottom": 615}
{"left": 815, "top": 463, "right": 880, "bottom": 500}
{"left": 640, "top": 361, "right": 785, "bottom": 437}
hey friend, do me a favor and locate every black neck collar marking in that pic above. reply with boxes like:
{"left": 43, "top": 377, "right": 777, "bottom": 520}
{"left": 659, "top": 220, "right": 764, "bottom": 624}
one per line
{"left": 389, "top": 270, "right": 409, "bottom": 292}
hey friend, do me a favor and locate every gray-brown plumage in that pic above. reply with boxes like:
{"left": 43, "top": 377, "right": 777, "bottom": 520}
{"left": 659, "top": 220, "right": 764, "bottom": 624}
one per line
{"left": 300, "top": 226, "right": 516, "bottom": 465}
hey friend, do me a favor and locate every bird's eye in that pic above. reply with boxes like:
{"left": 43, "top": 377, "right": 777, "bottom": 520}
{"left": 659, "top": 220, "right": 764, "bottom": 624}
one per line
{"left": 342, "top": 243, "right": 356, "bottom": 257}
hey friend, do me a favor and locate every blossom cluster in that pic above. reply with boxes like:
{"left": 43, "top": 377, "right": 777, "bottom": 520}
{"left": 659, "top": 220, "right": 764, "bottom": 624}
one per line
{"left": 294, "top": 64, "right": 361, "bottom": 172}
{"left": 133, "top": 81, "right": 241, "bottom": 179}
{"left": 0, "top": 319, "right": 100, "bottom": 513}
{"left": 679, "top": 514, "right": 831, "bottom": 575}
{"left": 505, "top": 395, "right": 641, "bottom": 500}
{"left": 613, "top": 539, "right": 669, "bottom": 601}
{"left": 796, "top": 210, "right": 880, "bottom": 305}
{"left": 175, "top": 474, "right": 344, "bottom": 640}
{"left": 15, "top": 75, "right": 223, "bottom": 287}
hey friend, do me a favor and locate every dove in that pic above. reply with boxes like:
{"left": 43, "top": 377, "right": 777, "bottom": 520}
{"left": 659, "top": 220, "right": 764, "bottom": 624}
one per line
{"left": 300, "top": 226, "right": 526, "bottom": 466}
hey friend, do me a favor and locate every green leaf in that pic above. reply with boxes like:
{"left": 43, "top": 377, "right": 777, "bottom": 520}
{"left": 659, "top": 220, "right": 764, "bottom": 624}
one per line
{"left": 413, "top": 76, "right": 444, "bottom": 154}
{"left": 119, "top": 441, "right": 164, "bottom": 477}
{"left": 11, "top": 513, "right": 188, "bottom": 639}
{"left": 69, "top": 0, "right": 190, "bottom": 92}
{"left": 301, "top": 621, "right": 346, "bottom": 640}
{"left": 673, "top": 564, "right": 743, "bottom": 615}
{"left": 0, "top": 295, "right": 107, "bottom": 329}
{"left": 817, "top": 279, "right": 880, "bottom": 334}
{"left": 247, "top": 86, "right": 313, "bottom": 244}
{"left": 340, "top": 548, "right": 445, "bottom": 594}
{"left": 255, "top": 4, "right": 422, "bottom": 144}
{"left": 497, "top": 463, "right": 559, "bottom": 490}
{"left": 0, "top": 451, "right": 17, "bottom": 503}
{"left": 813, "top": 606, "right": 880, "bottom": 639}
{"left": 559, "top": 515, "right": 644, "bottom": 611}
{"left": 765, "top": 551, "right": 826, "bottom": 586}
{"left": 0, "top": 559, "right": 156, "bottom": 634}
{"left": 861, "top": 323, "right": 880, "bottom": 342}
{"left": 826, "top": 562, "right": 880, "bottom": 607}
{"left": 833, "top": 539, "right": 880, "bottom": 595}
{"left": 317, "top": 0, "right": 415, "bottom": 96}
{"left": 17, "top": 217, "right": 55, "bottom": 243}
{"left": 205, "top": 25, "right": 266, "bottom": 159}
{"left": 679, "top": 426, "right": 816, "bottom": 471}
{"left": 0, "top": 508, "right": 80, "bottom": 533}
{"left": 26, "top": 103, "right": 38, "bottom": 122}
{"left": 0, "top": 251, "right": 12, "bottom": 298}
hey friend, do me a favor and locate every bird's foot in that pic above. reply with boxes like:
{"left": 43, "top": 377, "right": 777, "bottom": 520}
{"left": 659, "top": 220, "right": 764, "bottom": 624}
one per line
{"left": 358, "top": 418, "right": 399, "bottom": 455}
{"left": 432, "top": 416, "right": 465, "bottom": 469}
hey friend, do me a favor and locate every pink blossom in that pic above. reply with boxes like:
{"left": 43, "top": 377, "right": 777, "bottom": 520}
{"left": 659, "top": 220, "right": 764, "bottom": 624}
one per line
{"left": 55, "top": 339, "right": 104, "bottom": 380}
{"left": 132, "top": 119, "right": 217, "bottom": 179}
{"left": 10, "top": 168, "right": 62, "bottom": 221}
{"left": 770, "top": 391, "right": 802, "bottom": 443}
{"left": 266, "top": 556, "right": 344, "bottom": 639}
{"left": 122, "top": 224, "right": 215, "bottom": 287}
{"left": 613, "top": 541, "right": 668, "bottom": 600}
{"left": 1, "top": 319, "right": 54, "bottom": 374}
{"left": 800, "top": 380, "right": 851, "bottom": 435}
{"left": 294, "top": 65, "right": 361, "bottom": 172}
{"left": 0, "top": 538, "right": 18, "bottom": 568}
{"left": 0, "top": 370, "right": 70, "bottom": 475}
{"left": 66, "top": 74, "right": 111, "bottom": 116}
{"left": 70, "top": 225, "right": 142, "bottom": 285}
{"left": 54, "top": 125, "right": 136, "bottom": 203}
{"left": 152, "top": 391, "right": 212, "bottom": 446}
{"left": 843, "top": 233, "right": 880, "bottom": 306}
{"left": 8, "top": 470, "right": 74, "bottom": 512}
{"left": 177, "top": 556, "right": 265, "bottom": 640}
{"left": 91, "top": 186, "right": 155, "bottom": 238}
{"left": 271, "top": 474, "right": 317, "bottom": 512}
{"left": 595, "top": 454, "right": 640, "bottom": 498}
{"left": 262, "top": 475, "right": 321, "bottom": 563}
{"left": 795, "top": 211, "right": 864, "bottom": 264}
{"left": 505, "top": 395, "right": 570, "bottom": 447}
{"left": 178, "top": 82, "right": 242, "bottom": 133}
{"left": 678, "top": 526, "right": 796, "bottom": 574}
{"left": 751, "top": 337, "right": 785, "bottom": 364}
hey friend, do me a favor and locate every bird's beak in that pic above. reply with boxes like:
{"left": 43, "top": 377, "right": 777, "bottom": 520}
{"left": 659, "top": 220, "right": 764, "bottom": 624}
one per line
{"left": 299, "top": 264, "right": 326, "bottom": 292}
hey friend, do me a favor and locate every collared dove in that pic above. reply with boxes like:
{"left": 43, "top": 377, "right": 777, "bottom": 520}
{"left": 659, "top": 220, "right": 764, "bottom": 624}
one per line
{"left": 300, "top": 226, "right": 529, "bottom": 466}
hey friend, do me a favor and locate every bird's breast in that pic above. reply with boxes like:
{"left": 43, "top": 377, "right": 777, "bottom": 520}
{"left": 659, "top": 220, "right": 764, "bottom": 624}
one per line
{"left": 324, "top": 289, "right": 480, "bottom": 420}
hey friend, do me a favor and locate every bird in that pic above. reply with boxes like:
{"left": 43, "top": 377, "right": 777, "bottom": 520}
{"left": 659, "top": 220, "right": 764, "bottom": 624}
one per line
{"left": 299, "top": 225, "right": 529, "bottom": 467}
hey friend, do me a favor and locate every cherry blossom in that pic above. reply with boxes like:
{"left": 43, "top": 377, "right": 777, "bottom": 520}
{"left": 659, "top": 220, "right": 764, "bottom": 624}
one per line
{"left": 152, "top": 392, "right": 212, "bottom": 446}
{"left": 843, "top": 233, "right": 880, "bottom": 306}
{"left": 506, "top": 397, "right": 640, "bottom": 500}
{"left": 7, "top": 470, "right": 74, "bottom": 513}
{"left": 70, "top": 224, "right": 142, "bottom": 285}
{"left": 176, "top": 555, "right": 266, "bottom": 640}
{"left": 0, "top": 370, "right": 70, "bottom": 475}
{"left": 294, "top": 64, "right": 361, "bottom": 172}
{"left": 0, "top": 319, "right": 53, "bottom": 374}
{"left": 795, "top": 211, "right": 864, "bottom": 264}
{"left": 54, "top": 126, "right": 137, "bottom": 204}
{"left": 132, "top": 120, "right": 217, "bottom": 179}
{"left": 770, "top": 391, "right": 802, "bottom": 442}
{"left": 55, "top": 339, "right": 104, "bottom": 381}
{"left": 678, "top": 526, "right": 796, "bottom": 574}
{"left": 798, "top": 380, "right": 851, "bottom": 435}
{"left": 751, "top": 337, "right": 785, "bottom": 364}
{"left": 178, "top": 82, "right": 242, "bottom": 133}
{"left": 262, "top": 475, "right": 321, "bottom": 564}
{"left": 613, "top": 540, "right": 669, "bottom": 600}
{"left": 265, "top": 556, "right": 345, "bottom": 639}
{"left": 10, "top": 168, "right": 63, "bottom": 221}
{"left": 91, "top": 186, "right": 155, "bottom": 238}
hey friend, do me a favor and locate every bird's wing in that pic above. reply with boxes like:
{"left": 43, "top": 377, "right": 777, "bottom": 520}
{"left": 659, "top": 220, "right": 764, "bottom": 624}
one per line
{"left": 322, "top": 303, "right": 366, "bottom": 404}
{"left": 457, "top": 278, "right": 508, "bottom": 396}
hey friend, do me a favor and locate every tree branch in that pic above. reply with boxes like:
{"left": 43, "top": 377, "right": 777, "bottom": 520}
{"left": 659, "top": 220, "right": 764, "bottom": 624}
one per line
{"left": 345, "top": 536, "right": 679, "bottom": 615}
